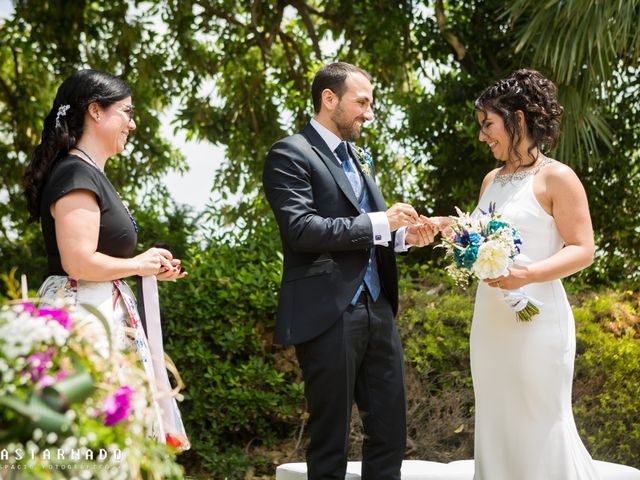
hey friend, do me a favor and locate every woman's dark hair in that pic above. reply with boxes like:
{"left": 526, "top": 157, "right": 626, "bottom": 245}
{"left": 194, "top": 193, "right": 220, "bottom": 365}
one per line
{"left": 24, "top": 69, "right": 131, "bottom": 222}
{"left": 474, "top": 69, "right": 563, "bottom": 167}
{"left": 311, "top": 62, "right": 371, "bottom": 113}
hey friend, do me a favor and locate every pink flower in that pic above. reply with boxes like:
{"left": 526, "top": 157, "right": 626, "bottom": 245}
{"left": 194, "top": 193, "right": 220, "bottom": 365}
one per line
{"left": 37, "top": 308, "right": 72, "bottom": 330}
{"left": 37, "top": 374, "right": 56, "bottom": 389}
{"left": 26, "top": 348, "right": 55, "bottom": 382}
{"left": 20, "top": 302, "right": 37, "bottom": 315}
{"left": 102, "top": 386, "right": 134, "bottom": 426}
{"left": 36, "top": 369, "right": 70, "bottom": 389}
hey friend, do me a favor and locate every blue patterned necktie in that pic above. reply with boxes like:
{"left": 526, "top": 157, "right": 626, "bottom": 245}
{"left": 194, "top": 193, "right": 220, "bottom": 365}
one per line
{"left": 335, "top": 142, "right": 362, "bottom": 198}
{"left": 334, "top": 142, "right": 380, "bottom": 302}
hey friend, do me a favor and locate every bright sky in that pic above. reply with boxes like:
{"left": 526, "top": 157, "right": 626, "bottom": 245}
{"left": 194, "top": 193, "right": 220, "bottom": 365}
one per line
{"left": 0, "top": 0, "right": 9, "bottom": 18}
{"left": 0, "top": 0, "right": 222, "bottom": 212}
{"left": 157, "top": 111, "right": 222, "bottom": 211}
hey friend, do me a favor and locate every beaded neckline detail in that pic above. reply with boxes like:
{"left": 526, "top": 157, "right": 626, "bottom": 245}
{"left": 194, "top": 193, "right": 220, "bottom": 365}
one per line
{"left": 493, "top": 158, "right": 553, "bottom": 187}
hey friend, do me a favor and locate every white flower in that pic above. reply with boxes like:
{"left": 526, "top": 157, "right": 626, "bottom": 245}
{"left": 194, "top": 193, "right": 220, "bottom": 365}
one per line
{"left": 472, "top": 240, "right": 513, "bottom": 279}
{"left": 0, "top": 314, "right": 70, "bottom": 359}
{"left": 61, "top": 435, "right": 77, "bottom": 449}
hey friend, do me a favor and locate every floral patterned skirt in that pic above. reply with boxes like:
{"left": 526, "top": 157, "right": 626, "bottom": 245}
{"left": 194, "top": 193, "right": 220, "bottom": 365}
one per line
{"left": 38, "top": 276, "right": 190, "bottom": 450}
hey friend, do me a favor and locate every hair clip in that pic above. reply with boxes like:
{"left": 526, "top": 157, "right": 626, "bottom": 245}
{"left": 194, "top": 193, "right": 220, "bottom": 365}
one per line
{"left": 55, "top": 104, "right": 71, "bottom": 129}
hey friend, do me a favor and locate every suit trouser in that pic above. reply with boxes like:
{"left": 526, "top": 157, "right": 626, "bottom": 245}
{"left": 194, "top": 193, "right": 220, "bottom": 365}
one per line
{"left": 295, "top": 291, "right": 407, "bottom": 480}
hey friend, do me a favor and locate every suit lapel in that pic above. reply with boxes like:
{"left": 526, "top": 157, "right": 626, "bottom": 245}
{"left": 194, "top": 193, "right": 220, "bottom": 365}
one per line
{"left": 347, "top": 143, "right": 387, "bottom": 212}
{"left": 302, "top": 123, "right": 360, "bottom": 210}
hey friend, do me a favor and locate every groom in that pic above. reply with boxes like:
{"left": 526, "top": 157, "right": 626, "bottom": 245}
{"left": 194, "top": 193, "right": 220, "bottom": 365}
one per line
{"left": 263, "top": 62, "right": 437, "bottom": 480}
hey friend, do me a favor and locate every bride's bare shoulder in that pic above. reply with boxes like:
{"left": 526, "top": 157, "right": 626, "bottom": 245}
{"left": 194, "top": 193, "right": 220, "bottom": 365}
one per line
{"left": 479, "top": 167, "right": 502, "bottom": 198}
{"left": 537, "top": 159, "right": 587, "bottom": 205}
{"left": 484, "top": 167, "right": 502, "bottom": 182}
{"left": 539, "top": 159, "right": 581, "bottom": 184}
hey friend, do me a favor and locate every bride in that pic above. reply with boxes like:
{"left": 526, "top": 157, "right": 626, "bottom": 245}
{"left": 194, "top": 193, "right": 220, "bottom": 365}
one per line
{"left": 469, "top": 69, "right": 600, "bottom": 479}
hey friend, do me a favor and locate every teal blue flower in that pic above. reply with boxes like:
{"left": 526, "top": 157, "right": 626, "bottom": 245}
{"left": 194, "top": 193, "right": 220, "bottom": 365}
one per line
{"left": 454, "top": 248, "right": 464, "bottom": 267}
{"left": 469, "top": 232, "right": 482, "bottom": 245}
{"left": 488, "top": 220, "right": 509, "bottom": 234}
{"left": 463, "top": 245, "right": 479, "bottom": 269}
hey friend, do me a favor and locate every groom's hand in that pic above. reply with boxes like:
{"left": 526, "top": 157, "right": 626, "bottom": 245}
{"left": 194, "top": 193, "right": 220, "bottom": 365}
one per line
{"left": 386, "top": 203, "right": 420, "bottom": 231}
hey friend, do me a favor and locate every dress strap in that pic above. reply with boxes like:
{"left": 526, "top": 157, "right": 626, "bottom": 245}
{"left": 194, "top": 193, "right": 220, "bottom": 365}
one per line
{"left": 532, "top": 157, "right": 553, "bottom": 175}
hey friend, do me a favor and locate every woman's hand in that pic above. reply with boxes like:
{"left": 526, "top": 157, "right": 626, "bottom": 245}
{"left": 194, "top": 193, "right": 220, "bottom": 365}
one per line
{"left": 157, "top": 258, "right": 188, "bottom": 281}
{"left": 484, "top": 264, "right": 534, "bottom": 290}
{"left": 133, "top": 247, "right": 174, "bottom": 277}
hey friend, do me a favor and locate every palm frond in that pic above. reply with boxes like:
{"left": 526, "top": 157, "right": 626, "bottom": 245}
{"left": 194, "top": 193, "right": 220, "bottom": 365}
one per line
{"left": 507, "top": 0, "right": 639, "bottom": 164}
{"left": 553, "top": 86, "right": 613, "bottom": 167}
{"left": 509, "top": 0, "right": 640, "bottom": 84}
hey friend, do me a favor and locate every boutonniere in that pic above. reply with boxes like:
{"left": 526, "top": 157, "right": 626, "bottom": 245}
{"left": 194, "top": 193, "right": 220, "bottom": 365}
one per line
{"left": 354, "top": 146, "right": 374, "bottom": 177}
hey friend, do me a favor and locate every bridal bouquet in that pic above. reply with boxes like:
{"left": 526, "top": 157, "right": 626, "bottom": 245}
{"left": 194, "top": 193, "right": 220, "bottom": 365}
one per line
{"left": 0, "top": 299, "right": 184, "bottom": 479}
{"left": 439, "top": 203, "right": 540, "bottom": 321}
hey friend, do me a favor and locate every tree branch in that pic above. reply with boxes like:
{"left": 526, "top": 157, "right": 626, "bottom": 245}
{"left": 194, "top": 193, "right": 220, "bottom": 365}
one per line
{"left": 278, "top": 30, "right": 309, "bottom": 73}
{"left": 264, "top": 0, "right": 286, "bottom": 51}
{"left": 198, "top": 3, "right": 244, "bottom": 28}
{"left": 278, "top": 31, "right": 297, "bottom": 73}
{"left": 435, "top": 0, "right": 465, "bottom": 61}
{"left": 289, "top": 0, "right": 322, "bottom": 59}
{"left": 250, "top": 0, "right": 271, "bottom": 57}
{"left": 0, "top": 75, "right": 16, "bottom": 110}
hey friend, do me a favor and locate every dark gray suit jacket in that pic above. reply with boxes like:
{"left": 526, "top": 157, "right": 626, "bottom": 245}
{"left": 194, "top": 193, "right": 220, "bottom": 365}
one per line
{"left": 262, "top": 122, "right": 399, "bottom": 345}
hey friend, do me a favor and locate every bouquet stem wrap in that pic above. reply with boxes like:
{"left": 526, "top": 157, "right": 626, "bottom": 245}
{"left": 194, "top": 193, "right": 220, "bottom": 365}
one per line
{"left": 502, "top": 288, "right": 542, "bottom": 322}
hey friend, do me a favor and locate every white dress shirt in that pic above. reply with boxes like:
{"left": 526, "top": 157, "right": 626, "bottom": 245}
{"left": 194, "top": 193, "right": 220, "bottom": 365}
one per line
{"left": 309, "top": 118, "right": 409, "bottom": 252}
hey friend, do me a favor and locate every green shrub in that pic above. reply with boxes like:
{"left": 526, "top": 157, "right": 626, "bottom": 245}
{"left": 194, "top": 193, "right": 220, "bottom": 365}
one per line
{"left": 401, "top": 284, "right": 473, "bottom": 388}
{"left": 158, "top": 224, "right": 304, "bottom": 478}
{"left": 573, "top": 290, "right": 640, "bottom": 467}
{"left": 397, "top": 275, "right": 476, "bottom": 462}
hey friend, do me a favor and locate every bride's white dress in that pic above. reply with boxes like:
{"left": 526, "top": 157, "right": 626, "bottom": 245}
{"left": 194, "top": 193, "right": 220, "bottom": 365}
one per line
{"left": 471, "top": 163, "right": 600, "bottom": 480}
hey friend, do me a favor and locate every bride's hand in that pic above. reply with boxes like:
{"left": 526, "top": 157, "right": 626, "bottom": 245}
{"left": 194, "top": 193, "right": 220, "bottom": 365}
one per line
{"left": 426, "top": 215, "right": 455, "bottom": 237}
{"left": 406, "top": 218, "right": 438, "bottom": 247}
{"left": 429, "top": 216, "right": 454, "bottom": 231}
{"left": 484, "top": 264, "right": 531, "bottom": 290}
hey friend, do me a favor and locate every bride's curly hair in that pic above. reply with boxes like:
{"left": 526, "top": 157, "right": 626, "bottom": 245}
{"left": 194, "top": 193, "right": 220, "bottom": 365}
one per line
{"left": 23, "top": 69, "right": 131, "bottom": 222}
{"left": 474, "top": 69, "right": 563, "bottom": 166}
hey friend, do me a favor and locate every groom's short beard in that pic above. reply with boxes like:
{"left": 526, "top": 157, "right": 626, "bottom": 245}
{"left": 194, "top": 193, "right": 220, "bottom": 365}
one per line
{"left": 332, "top": 116, "right": 360, "bottom": 142}
{"left": 337, "top": 122, "right": 360, "bottom": 141}
{"left": 332, "top": 108, "right": 363, "bottom": 142}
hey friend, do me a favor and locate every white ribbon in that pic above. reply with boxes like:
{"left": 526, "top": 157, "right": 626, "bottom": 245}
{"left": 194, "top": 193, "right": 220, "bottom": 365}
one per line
{"left": 141, "top": 275, "right": 177, "bottom": 437}
{"left": 502, "top": 288, "right": 543, "bottom": 312}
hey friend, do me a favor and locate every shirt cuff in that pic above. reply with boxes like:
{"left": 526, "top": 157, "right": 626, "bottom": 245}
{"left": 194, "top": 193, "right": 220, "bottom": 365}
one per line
{"left": 395, "top": 226, "right": 410, "bottom": 252}
{"left": 367, "top": 212, "right": 391, "bottom": 245}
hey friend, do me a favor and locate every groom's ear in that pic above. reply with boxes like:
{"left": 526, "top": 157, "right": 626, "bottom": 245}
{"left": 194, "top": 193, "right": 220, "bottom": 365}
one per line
{"left": 321, "top": 88, "right": 338, "bottom": 112}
